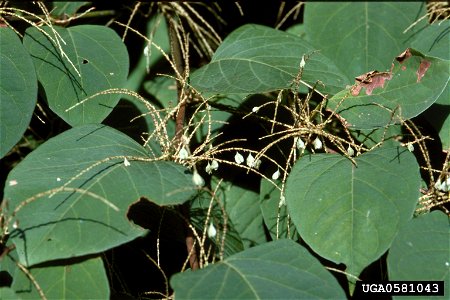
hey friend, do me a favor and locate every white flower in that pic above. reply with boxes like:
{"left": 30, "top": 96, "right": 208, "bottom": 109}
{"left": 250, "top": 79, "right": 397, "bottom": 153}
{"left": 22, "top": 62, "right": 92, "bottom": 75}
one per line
{"left": 296, "top": 137, "right": 306, "bottom": 150}
{"left": 347, "top": 146, "right": 355, "bottom": 157}
{"left": 179, "top": 148, "right": 189, "bottom": 160}
{"left": 272, "top": 169, "right": 280, "bottom": 180}
{"left": 313, "top": 137, "right": 322, "bottom": 150}
{"left": 205, "top": 160, "right": 219, "bottom": 174}
{"left": 252, "top": 106, "right": 260, "bottom": 113}
{"left": 143, "top": 44, "right": 150, "bottom": 57}
{"left": 8, "top": 180, "right": 18, "bottom": 186}
{"left": 124, "top": 157, "right": 131, "bottom": 167}
{"left": 246, "top": 153, "right": 261, "bottom": 169}
{"left": 299, "top": 55, "right": 306, "bottom": 69}
{"left": 407, "top": 143, "right": 414, "bottom": 152}
{"left": 235, "top": 152, "right": 244, "bottom": 164}
{"left": 192, "top": 170, "right": 205, "bottom": 187}
{"left": 246, "top": 153, "right": 255, "bottom": 167}
{"left": 207, "top": 222, "right": 217, "bottom": 238}
{"left": 435, "top": 177, "right": 449, "bottom": 192}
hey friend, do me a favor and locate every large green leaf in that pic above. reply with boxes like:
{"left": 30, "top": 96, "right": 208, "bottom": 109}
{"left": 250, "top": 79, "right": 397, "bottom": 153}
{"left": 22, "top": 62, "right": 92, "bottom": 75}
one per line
{"left": 305, "top": 2, "right": 427, "bottom": 80}
{"left": 4, "top": 124, "right": 196, "bottom": 266}
{"left": 190, "top": 190, "right": 244, "bottom": 259}
{"left": 285, "top": 146, "right": 421, "bottom": 279}
{"left": 190, "top": 24, "right": 349, "bottom": 95}
{"left": 0, "top": 28, "right": 37, "bottom": 158}
{"left": 260, "top": 178, "right": 298, "bottom": 240}
{"left": 410, "top": 21, "right": 450, "bottom": 149}
{"left": 214, "top": 179, "right": 266, "bottom": 248}
{"left": 388, "top": 211, "right": 450, "bottom": 300}
{"left": 170, "top": 239, "right": 346, "bottom": 299}
{"left": 410, "top": 21, "right": 450, "bottom": 61}
{"left": 1, "top": 254, "right": 109, "bottom": 299}
{"left": 327, "top": 48, "right": 449, "bottom": 129}
{"left": 23, "top": 25, "right": 129, "bottom": 126}
{"left": 50, "top": 2, "right": 90, "bottom": 17}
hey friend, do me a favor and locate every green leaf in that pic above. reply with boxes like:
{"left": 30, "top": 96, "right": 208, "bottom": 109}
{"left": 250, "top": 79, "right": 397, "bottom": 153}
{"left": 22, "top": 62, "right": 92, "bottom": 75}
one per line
{"left": 0, "top": 28, "right": 37, "bottom": 158}
{"left": 190, "top": 190, "right": 244, "bottom": 258}
{"left": 4, "top": 124, "right": 196, "bottom": 266}
{"left": 170, "top": 239, "right": 346, "bottom": 299}
{"left": 126, "top": 15, "right": 170, "bottom": 93}
{"left": 50, "top": 2, "right": 90, "bottom": 16}
{"left": 23, "top": 25, "right": 129, "bottom": 126}
{"left": 190, "top": 24, "right": 349, "bottom": 95}
{"left": 214, "top": 179, "right": 266, "bottom": 248}
{"left": 422, "top": 87, "right": 450, "bottom": 149}
{"left": 350, "top": 124, "right": 403, "bottom": 149}
{"left": 0, "top": 288, "right": 19, "bottom": 299}
{"left": 260, "top": 178, "right": 298, "bottom": 240}
{"left": 410, "top": 21, "right": 450, "bottom": 60}
{"left": 285, "top": 146, "right": 421, "bottom": 278}
{"left": 305, "top": 2, "right": 427, "bottom": 80}
{"left": 408, "top": 21, "right": 450, "bottom": 148}
{"left": 327, "top": 49, "right": 450, "bottom": 129}
{"left": 388, "top": 211, "right": 450, "bottom": 300}
{"left": 1, "top": 254, "right": 109, "bottom": 299}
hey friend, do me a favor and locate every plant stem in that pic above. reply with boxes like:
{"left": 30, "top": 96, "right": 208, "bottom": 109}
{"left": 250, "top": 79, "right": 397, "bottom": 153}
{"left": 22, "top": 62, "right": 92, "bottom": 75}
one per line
{"left": 168, "top": 16, "right": 199, "bottom": 271}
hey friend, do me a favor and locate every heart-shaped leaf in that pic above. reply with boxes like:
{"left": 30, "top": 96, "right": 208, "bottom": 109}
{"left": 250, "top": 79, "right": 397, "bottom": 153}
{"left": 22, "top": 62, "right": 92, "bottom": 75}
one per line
{"left": 388, "top": 211, "right": 450, "bottom": 298}
{"left": 305, "top": 2, "right": 427, "bottom": 80}
{"left": 4, "top": 124, "right": 196, "bottom": 266}
{"left": 285, "top": 146, "right": 421, "bottom": 279}
{"left": 170, "top": 239, "right": 346, "bottom": 299}
{"left": 23, "top": 25, "right": 129, "bottom": 126}
{"left": 190, "top": 24, "right": 349, "bottom": 95}
{"left": 327, "top": 48, "right": 449, "bottom": 129}
{"left": 0, "top": 28, "right": 37, "bottom": 158}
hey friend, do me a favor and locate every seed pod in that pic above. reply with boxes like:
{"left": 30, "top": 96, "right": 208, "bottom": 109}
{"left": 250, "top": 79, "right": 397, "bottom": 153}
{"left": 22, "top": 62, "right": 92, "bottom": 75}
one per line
{"left": 235, "top": 152, "right": 244, "bottom": 164}
{"left": 313, "top": 137, "right": 322, "bottom": 150}
{"left": 192, "top": 170, "right": 205, "bottom": 187}
{"left": 272, "top": 169, "right": 280, "bottom": 180}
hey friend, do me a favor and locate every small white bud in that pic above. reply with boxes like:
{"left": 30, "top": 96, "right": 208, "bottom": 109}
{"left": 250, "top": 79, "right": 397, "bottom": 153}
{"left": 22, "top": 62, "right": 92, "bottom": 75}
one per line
{"left": 211, "top": 160, "right": 219, "bottom": 170}
{"left": 407, "top": 143, "right": 414, "bottom": 152}
{"left": 56, "top": 177, "right": 61, "bottom": 182}
{"left": 207, "top": 222, "right": 217, "bottom": 238}
{"left": 296, "top": 137, "right": 306, "bottom": 150}
{"left": 435, "top": 177, "right": 450, "bottom": 192}
{"left": 205, "top": 160, "right": 219, "bottom": 174}
{"left": 235, "top": 152, "right": 244, "bottom": 164}
{"left": 278, "top": 195, "right": 286, "bottom": 207}
{"left": 12, "top": 220, "right": 19, "bottom": 229}
{"left": 272, "top": 169, "right": 280, "bottom": 180}
{"left": 246, "top": 153, "right": 261, "bottom": 169}
{"left": 192, "top": 170, "right": 205, "bottom": 187}
{"left": 9, "top": 180, "right": 18, "bottom": 186}
{"left": 252, "top": 106, "right": 260, "bottom": 113}
{"left": 445, "top": 177, "right": 450, "bottom": 192}
{"left": 254, "top": 158, "right": 262, "bottom": 169}
{"left": 299, "top": 55, "right": 306, "bottom": 69}
{"left": 179, "top": 148, "right": 189, "bottom": 160}
{"left": 347, "top": 146, "right": 355, "bottom": 157}
{"left": 143, "top": 44, "right": 150, "bottom": 57}
{"left": 124, "top": 157, "right": 131, "bottom": 167}
{"left": 313, "top": 137, "right": 322, "bottom": 150}
{"left": 434, "top": 179, "right": 442, "bottom": 190}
